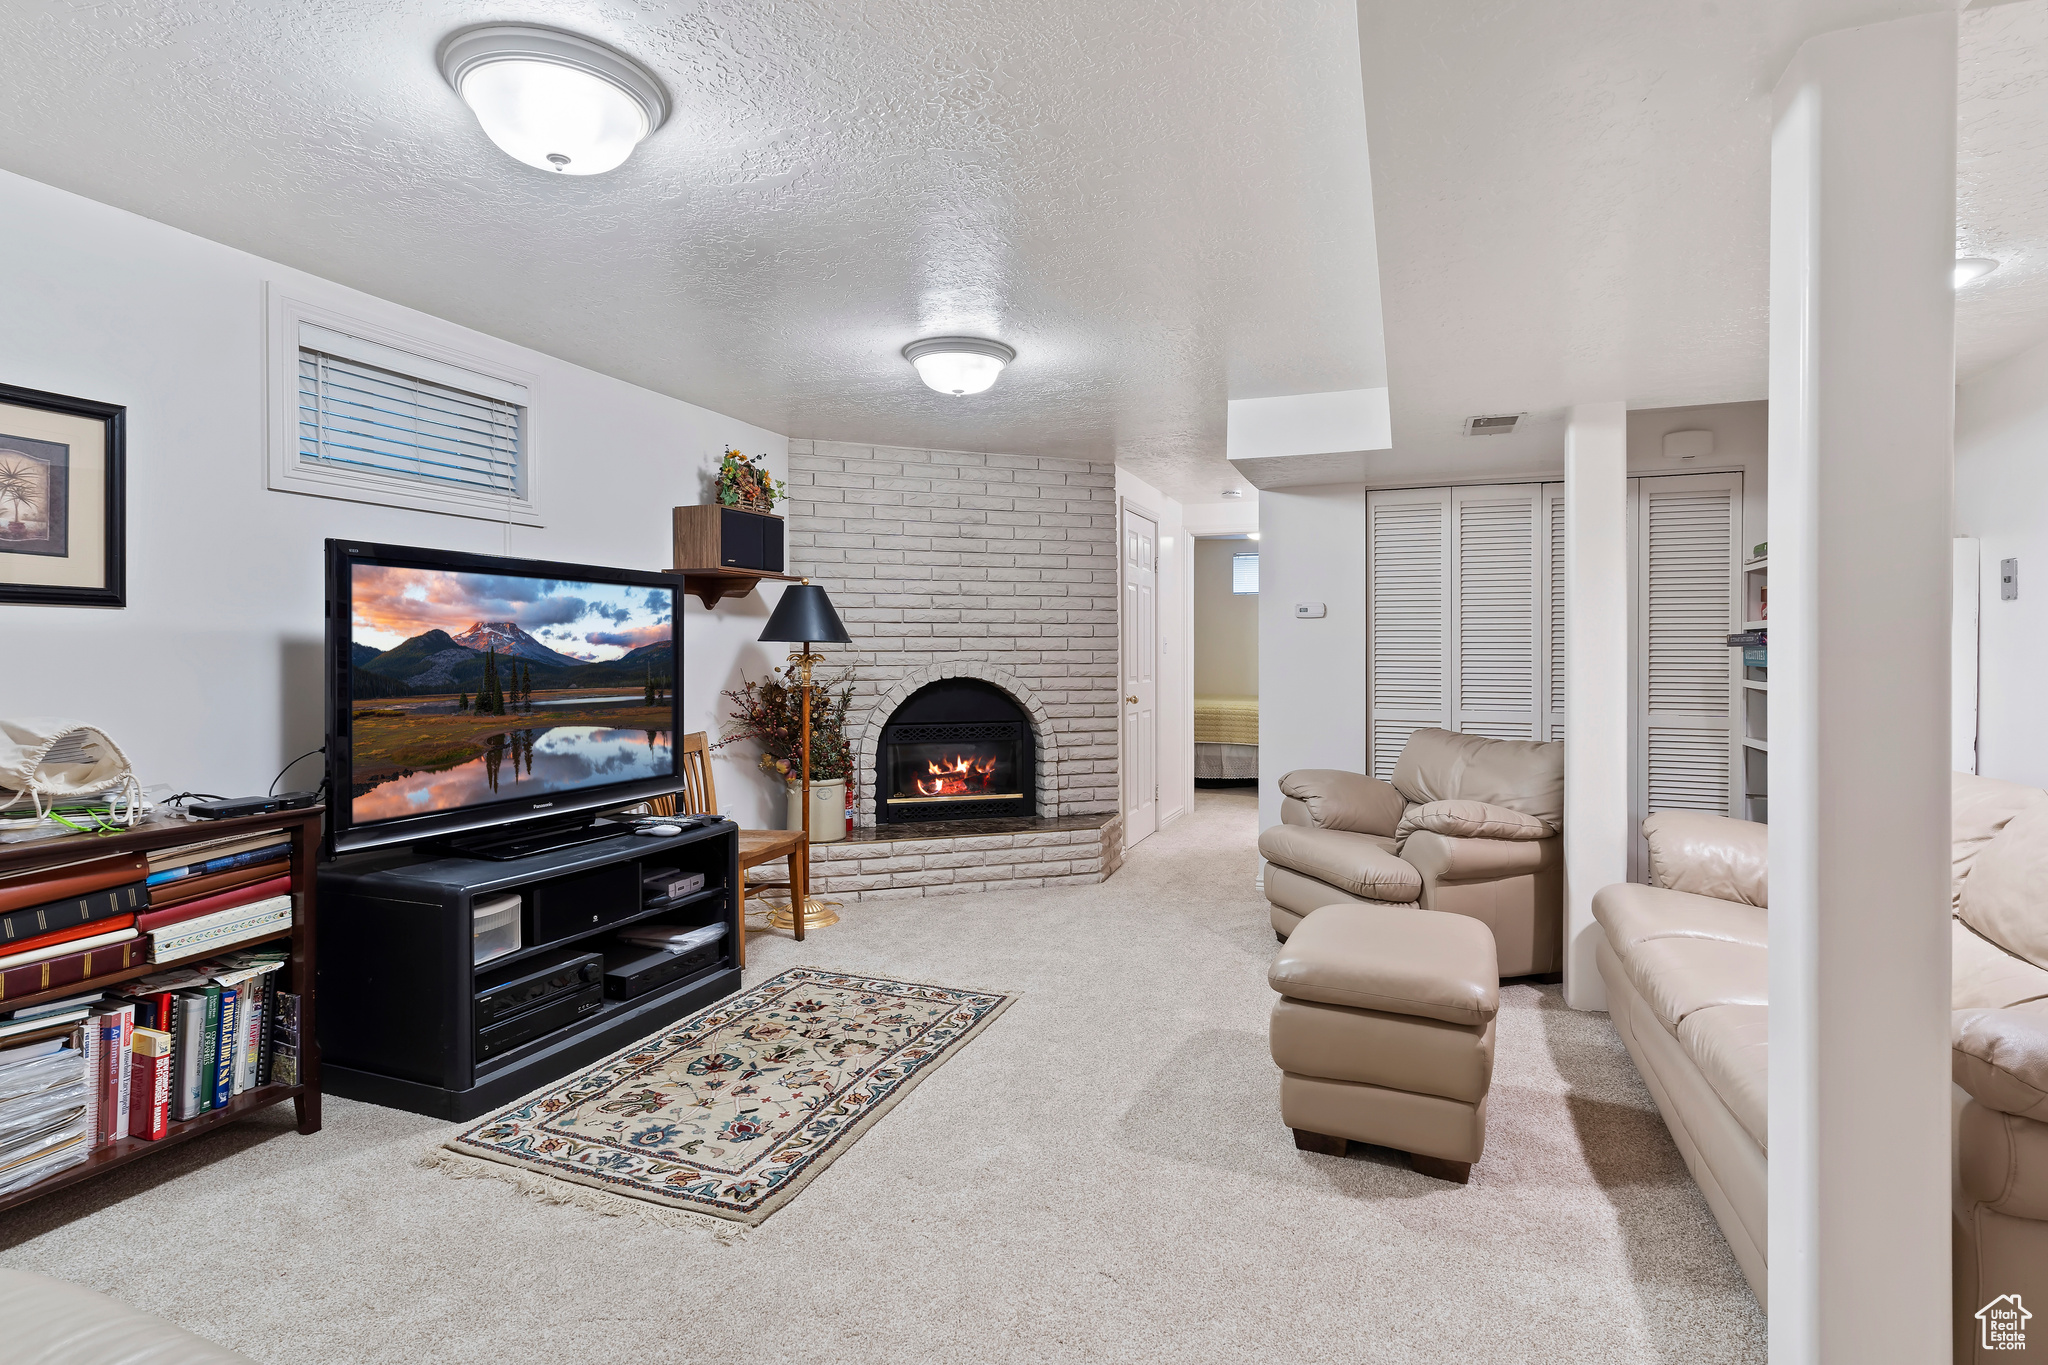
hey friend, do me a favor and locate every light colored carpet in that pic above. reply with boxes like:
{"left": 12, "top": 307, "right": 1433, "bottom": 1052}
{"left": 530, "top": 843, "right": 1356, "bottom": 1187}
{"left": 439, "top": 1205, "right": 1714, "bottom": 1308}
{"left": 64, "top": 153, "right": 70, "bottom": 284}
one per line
{"left": 0, "top": 791, "right": 1764, "bottom": 1363}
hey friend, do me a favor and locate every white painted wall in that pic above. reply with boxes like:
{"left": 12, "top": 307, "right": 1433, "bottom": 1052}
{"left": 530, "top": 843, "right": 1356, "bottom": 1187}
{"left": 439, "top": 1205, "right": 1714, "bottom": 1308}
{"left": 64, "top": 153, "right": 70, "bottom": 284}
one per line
{"left": 1115, "top": 466, "right": 1191, "bottom": 828}
{"left": 1193, "top": 539, "right": 1259, "bottom": 697}
{"left": 1767, "top": 13, "right": 1956, "bottom": 1356}
{"left": 1957, "top": 333, "right": 2048, "bottom": 788}
{"left": 1184, "top": 498, "right": 1260, "bottom": 537}
{"left": 1626, "top": 400, "right": 1768, "bottom": 560}
{"left": 1563, "top": 402, "right": 1629, "bottom": 1013}
{"left": 0, "top": 169, "right": 793, "bottom": 828}
{"left": 1225, "top": 388, "right": 1393, "bottom": 459}
{"left": 1256, "top": 484, "right": 1370, "bottom": 832}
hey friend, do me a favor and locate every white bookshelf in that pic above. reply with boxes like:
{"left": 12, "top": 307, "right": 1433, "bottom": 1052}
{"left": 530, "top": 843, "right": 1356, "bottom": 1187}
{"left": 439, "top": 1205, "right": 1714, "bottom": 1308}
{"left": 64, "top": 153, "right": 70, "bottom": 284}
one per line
{"left": 1742, "top": 555, "right": 1768, "bottom": 822}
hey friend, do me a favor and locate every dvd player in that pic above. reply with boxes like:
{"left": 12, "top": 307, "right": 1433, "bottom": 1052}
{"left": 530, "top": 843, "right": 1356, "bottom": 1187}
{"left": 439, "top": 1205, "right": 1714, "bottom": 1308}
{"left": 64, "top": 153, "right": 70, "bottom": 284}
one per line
{"left": 603, "top": 935, "right": 726, "bottom": 1001}
{"left": 475, "top": 948, "right": 604, "bottom": 1028}
{"left": 476, "top": 982, "right": 603, "bottom": 1061}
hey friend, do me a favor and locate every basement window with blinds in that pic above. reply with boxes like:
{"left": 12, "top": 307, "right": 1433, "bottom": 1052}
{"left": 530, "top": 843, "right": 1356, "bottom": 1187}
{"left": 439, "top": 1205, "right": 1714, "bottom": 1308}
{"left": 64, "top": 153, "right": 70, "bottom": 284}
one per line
{"left": 1232, "top": 551, "right": 1259, "bottom": 594}
{"left": 269, "top": 309, "right": 540, "bottom": 524}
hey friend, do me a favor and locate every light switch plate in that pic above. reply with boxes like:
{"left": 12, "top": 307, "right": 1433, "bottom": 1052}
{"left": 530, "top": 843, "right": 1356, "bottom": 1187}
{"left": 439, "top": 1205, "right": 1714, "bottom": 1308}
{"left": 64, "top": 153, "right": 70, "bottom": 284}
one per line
{"left": 1294, "top": 602, "right": 1326, "bottom": 619}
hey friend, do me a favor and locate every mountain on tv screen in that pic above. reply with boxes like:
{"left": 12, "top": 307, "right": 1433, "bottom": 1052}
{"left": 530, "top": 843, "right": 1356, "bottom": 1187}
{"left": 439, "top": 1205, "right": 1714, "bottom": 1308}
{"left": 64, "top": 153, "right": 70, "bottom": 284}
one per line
{"left": 345, "top": 564, "right": 675, "bottom": 824}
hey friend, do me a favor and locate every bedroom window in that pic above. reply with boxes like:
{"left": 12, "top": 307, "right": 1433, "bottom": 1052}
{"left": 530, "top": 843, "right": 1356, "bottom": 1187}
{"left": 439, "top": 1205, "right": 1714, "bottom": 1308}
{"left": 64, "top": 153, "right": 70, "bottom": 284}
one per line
{"left": 1232, "top": 551, "right": 1259, "bottom": 594}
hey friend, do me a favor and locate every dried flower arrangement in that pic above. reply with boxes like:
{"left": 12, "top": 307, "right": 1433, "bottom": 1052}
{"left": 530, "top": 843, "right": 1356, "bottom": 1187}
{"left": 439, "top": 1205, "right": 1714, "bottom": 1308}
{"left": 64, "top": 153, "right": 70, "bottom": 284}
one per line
{"left": 717, "top": 665, "right": 855, "bottom": 783}
{"left": 716, "top": 448, "right": 784, "bottom": 513}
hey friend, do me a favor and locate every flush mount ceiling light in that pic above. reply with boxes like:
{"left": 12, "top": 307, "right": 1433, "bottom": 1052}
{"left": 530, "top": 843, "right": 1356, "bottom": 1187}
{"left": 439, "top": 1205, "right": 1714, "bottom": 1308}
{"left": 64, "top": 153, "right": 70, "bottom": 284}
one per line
{"left": 439, "top": 25, "right": 669, "bottom": 176}
{"left": 1955, "top": 257, "right": 2000, "bottom": 288}
{"left": 902, "top": 337, "right": 1016, "bottom": 396}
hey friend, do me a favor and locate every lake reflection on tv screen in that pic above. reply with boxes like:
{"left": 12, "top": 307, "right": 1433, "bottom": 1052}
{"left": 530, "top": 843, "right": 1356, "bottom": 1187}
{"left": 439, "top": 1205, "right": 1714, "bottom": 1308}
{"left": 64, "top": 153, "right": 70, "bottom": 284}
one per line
{"left": 351, "top": 726, "right": 673, "bottom": 823}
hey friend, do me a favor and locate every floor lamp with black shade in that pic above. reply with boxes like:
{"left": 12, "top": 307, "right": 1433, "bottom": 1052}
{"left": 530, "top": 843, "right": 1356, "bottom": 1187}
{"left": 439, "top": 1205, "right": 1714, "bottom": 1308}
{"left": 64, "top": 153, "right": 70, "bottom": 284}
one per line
{"left": 759, "top": 580, "right": 852, "bottom": 938}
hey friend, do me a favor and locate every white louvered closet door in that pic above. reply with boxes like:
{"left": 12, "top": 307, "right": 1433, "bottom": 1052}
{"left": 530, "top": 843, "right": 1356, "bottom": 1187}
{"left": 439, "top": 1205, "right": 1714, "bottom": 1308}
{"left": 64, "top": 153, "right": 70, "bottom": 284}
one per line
{"left": 1366, "top": 488, "right": 1452, "bottom": 777}
{"left": 1542, "top": 483, "right": 1566, "bottom": 741}
{"left": 1632, "top": 473, "right": 1743, "bottom": 844}
{"left": 1450, "top": 485, "right": 1542, "bottom": 740}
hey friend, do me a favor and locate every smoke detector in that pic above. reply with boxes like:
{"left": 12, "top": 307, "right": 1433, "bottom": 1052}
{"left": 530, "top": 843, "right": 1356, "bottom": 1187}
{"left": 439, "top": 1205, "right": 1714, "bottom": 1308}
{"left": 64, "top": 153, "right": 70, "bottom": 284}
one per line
{"left": 1221, "top": 488, "right": 1244, "bottom": 498}
{"left": 1663, "top": 429, "right": 1714, "bottom": 462}
{"left": 1463, "top": 413, "right": 1522, "bottom": 436}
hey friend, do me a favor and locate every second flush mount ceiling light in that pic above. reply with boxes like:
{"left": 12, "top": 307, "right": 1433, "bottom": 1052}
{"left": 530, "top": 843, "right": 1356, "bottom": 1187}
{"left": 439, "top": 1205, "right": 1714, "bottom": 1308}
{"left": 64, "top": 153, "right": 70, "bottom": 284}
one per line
{"left": 439, "top": 25, "right": 669, "bottom": 176}
{"left": 902, "top": 337, "right": 1016, "bottom": 396}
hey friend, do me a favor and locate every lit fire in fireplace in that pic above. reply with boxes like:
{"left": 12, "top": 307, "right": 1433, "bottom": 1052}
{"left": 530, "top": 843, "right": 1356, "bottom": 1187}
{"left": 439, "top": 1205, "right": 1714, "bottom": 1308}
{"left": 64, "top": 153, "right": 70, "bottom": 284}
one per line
{"left": 915, "top": 753, "right": 999, "bottom": 797}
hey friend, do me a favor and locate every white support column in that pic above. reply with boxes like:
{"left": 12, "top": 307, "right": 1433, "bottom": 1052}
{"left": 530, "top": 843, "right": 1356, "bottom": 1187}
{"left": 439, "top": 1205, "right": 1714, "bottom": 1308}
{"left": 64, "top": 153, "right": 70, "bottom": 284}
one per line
{"left": 1768, "top": 13, "right": 1956, "bottom": 1363}
{"left": 1563, "top": 400, "right": 1628, "bottom": 1012}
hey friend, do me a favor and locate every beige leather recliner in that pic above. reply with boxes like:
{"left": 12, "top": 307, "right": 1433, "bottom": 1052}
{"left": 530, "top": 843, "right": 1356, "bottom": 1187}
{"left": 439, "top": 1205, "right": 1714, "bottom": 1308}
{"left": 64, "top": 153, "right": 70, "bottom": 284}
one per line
{"left": 1260, "top": 728, "right": 1565, "bottom": 978}
{"left": 1593, "top": 776, "right": 2048, "bottom": 1355}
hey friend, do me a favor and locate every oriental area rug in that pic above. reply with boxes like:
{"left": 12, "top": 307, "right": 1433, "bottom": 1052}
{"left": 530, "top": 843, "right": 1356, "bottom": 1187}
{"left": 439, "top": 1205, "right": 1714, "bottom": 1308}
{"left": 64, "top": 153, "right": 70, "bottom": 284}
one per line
{"left": 435, "top": 968, "right": 1016, "bottom": 1225}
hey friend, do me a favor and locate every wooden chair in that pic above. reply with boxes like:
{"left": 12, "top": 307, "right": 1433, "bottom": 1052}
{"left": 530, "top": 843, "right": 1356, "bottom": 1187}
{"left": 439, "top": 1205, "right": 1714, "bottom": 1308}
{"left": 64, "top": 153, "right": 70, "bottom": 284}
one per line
{"left": 674, "top": 731, "right": 808, "bottom": 965}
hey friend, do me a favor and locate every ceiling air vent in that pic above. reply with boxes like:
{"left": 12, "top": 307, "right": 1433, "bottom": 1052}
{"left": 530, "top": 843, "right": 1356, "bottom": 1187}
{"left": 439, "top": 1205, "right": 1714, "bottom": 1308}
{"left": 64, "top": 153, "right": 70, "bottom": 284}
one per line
{"left": 1463, "top": 413, "right": 1522, "bottom": 437}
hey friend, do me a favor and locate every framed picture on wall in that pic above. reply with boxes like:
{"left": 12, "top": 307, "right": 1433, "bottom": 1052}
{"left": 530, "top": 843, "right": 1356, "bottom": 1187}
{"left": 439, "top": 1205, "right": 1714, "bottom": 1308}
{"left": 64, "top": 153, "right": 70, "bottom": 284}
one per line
{"left": 0, "top": 382, "right": 125, "bottom": 608}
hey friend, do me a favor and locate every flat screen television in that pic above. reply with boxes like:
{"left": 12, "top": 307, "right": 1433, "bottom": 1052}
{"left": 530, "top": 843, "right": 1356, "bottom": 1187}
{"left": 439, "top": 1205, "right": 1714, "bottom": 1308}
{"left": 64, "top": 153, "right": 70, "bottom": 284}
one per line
{"left": 324, "top": 539, "right": 682, "bottom": 856}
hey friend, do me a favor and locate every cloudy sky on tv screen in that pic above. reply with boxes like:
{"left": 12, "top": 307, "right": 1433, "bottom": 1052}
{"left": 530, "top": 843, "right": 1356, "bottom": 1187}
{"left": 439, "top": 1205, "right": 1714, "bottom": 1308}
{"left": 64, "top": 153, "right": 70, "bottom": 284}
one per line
{"left": 345, "top": 565, "right": 676, "bottom": 823}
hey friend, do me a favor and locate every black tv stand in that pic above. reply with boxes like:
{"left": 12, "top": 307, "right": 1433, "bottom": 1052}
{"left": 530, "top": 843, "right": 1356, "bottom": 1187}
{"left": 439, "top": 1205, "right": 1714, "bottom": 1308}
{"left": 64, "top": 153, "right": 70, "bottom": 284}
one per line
{"left": 434, "top": 815, "right": 630, "bottom": 861}
{"left": 316, "top": 819, "right": 741, "bottom": 1120}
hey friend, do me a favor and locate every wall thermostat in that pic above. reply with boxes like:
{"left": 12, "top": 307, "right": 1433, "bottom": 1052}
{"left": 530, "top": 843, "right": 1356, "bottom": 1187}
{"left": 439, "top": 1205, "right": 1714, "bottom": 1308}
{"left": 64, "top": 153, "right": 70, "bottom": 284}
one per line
{"left": 1294, "top": 602, "right": 1326, "bottom": 619}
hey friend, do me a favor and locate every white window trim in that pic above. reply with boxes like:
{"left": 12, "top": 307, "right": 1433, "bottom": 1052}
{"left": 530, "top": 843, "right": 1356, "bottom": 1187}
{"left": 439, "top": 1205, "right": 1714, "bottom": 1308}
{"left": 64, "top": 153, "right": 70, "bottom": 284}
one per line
{"left": 265, "top": 282, "right": 545, "bottom": 525}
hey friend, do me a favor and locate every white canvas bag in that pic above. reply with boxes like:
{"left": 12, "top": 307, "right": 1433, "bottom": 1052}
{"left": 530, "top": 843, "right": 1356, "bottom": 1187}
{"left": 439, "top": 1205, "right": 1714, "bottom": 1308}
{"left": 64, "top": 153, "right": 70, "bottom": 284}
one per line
{"left": 0, "top": 718, "right": 143, "bottom": 823}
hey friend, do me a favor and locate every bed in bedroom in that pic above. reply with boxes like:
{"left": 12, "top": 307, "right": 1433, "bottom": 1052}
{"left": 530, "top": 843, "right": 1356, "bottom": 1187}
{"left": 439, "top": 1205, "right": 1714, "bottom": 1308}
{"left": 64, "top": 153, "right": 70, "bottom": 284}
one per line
{"left": 1194, "top": 695, "right": 1258, "bottom": 786}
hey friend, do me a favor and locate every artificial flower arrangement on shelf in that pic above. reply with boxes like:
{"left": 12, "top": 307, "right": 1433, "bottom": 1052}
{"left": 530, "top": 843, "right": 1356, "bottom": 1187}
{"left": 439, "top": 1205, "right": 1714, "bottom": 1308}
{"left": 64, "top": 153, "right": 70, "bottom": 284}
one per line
{"left": 716, "top": 448, "right": 784, "bottom": 515}
{"left": 717, "top": 664, "right": 857, "bottom": 839}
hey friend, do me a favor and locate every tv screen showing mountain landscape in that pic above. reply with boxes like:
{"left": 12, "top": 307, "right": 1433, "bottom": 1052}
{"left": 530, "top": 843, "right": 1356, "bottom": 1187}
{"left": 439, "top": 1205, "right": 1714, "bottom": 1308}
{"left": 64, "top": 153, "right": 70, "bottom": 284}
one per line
{"left": 346, "top": 564, "right": 675, "bottom": 824}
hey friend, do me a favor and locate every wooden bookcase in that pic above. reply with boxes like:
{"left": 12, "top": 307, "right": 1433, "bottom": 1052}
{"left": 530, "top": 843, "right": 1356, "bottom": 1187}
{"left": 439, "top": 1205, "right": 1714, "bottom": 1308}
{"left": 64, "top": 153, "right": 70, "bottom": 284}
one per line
{"left": 0, "top": 806, "right": 322, "bottom": 1214}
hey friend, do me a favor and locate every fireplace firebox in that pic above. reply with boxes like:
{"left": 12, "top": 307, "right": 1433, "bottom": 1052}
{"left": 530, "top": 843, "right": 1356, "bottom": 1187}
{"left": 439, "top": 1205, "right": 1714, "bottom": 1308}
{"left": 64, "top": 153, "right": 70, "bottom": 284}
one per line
{"left": 876, "top": 679, "right": 1035, "bottom": 823}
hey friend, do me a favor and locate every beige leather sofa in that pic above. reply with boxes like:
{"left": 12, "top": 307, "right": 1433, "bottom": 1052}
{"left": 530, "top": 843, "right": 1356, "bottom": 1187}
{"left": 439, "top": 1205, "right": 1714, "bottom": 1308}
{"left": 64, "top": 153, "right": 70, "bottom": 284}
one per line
{"left": 1593, "top": 776, "right": 2048, "bottom": 1355}
{"left": 1261, "top": 728, "right": 1564, "bottom": 977}
{"left": 0, "top": 1268, "right": 254, "bottom": 1363}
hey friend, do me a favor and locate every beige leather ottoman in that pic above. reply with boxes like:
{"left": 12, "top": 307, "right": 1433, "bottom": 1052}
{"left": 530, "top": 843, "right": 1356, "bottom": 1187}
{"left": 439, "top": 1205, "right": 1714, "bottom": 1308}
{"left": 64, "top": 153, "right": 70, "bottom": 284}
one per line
{"left": 1267, "top": 903, "right": 1500, "bottom": 1183}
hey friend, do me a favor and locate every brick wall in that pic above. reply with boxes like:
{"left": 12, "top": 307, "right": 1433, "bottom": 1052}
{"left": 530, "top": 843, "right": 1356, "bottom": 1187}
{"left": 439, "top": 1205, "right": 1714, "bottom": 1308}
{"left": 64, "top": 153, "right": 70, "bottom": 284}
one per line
{"left": 783, "top": 439, "right": 1121, "bottom": 819}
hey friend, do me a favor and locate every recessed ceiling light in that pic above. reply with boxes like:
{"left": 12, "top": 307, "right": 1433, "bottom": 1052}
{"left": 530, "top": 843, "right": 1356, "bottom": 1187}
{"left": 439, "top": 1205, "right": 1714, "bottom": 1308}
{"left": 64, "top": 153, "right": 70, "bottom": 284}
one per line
{"left": 1955, "top": 257, "right": 2000, "bottom": 288}
{"left": 439, "top": 25, "right": 669, "bottom": 176}
{"left": 902, "top": 337, "right": 1016, "bottom": 396}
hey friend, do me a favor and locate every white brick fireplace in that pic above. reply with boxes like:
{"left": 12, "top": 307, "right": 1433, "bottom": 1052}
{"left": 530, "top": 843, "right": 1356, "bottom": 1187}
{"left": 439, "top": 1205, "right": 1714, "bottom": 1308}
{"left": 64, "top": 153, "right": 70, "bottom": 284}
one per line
{"left": 782, "top": 438, "right": 1125, "bottom": 899}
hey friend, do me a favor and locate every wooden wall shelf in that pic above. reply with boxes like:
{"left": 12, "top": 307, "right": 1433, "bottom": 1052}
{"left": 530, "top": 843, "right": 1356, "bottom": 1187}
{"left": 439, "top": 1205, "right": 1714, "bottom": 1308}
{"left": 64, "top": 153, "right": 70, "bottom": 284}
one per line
{"left": 671, "top": 566, "right": 799, "bottom": 610}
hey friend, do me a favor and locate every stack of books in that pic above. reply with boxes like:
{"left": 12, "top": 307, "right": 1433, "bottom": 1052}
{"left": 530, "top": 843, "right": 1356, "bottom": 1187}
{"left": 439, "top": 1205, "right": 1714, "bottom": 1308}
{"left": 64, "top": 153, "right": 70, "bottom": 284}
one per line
{"left": 139, "top": 831, "right": 294, "bottom": 964}
{"left": 0, "top": 945, "right": 300, "bottom": 1172}
{"left": 0, "top": 851, "right": 150, "bottom": 1000}
{"left": 0, "top": 1008, "right": 92, "bottom": 1195}
{"left": 0, "top": 828, "right": 296, "bottom": 1004}
{"left": 0, "top": 826, "right": 305, "bottom": 1197}
{"left": 121, "top": 949, "right": 295, "bottom": 1122}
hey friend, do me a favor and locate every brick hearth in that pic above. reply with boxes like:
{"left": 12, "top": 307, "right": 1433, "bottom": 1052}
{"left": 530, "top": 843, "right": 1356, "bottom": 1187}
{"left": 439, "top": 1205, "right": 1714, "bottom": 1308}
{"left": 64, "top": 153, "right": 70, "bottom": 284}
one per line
{"left": 804, "top": 813, "right": 1125, "bottom": 903}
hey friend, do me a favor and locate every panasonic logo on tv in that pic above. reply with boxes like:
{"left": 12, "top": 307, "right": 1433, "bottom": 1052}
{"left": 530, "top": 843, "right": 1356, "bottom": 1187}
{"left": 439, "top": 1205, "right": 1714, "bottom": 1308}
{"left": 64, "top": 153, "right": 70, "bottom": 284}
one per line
{"left": 533, "top": 802, "right": 553, "bottom": 809}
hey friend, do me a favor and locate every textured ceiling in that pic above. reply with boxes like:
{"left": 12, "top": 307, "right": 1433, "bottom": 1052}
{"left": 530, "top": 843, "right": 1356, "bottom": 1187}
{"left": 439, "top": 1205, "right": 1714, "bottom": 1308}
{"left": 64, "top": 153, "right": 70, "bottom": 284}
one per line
{"left": 1338, "top": 0, "right": 2048, "bottom": 483}
{"left": 1959, "top": 0, "right": 2048, "bottom": 380}
{"left": 0, "top": 0, "right": 1385, "bottom": 506}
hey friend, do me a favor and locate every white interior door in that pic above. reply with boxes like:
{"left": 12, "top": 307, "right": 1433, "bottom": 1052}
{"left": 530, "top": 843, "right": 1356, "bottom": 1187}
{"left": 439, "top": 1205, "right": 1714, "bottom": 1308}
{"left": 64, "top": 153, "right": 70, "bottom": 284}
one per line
{"left": 1366, "top": 487, "right": 1453, "bottom": 777}
{"left": 1450, "top": 484, "right": 1543, "bottom": 740}
{"left": 1122, "top": 503, "right": 1159, "bottom": 846}
{"left": 1630, "top": 472, "right": 1743, "bottom": 873}
{"left": 1543, "top": 483, "right": 1566, "bottom": 741}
